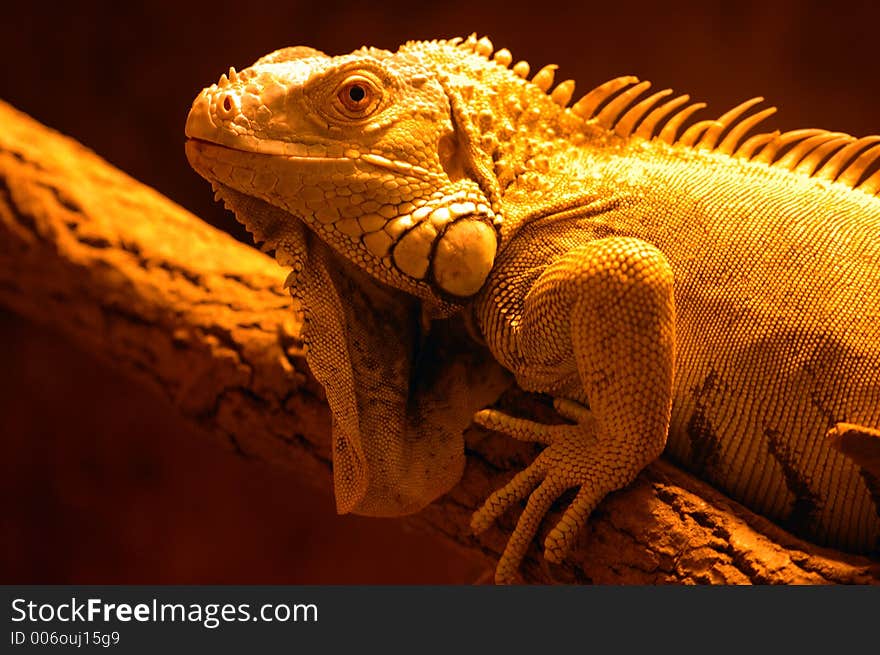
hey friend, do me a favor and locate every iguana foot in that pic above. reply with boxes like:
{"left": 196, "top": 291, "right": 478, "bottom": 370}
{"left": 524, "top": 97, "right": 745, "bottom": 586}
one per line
{"left": 471, "top": 399, "right": 609, "bottom": 584}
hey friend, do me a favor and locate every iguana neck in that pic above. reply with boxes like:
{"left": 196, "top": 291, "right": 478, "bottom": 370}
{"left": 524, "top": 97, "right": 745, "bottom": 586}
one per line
{"left": 402, "top": 40, "right": 625, "bottom": 242}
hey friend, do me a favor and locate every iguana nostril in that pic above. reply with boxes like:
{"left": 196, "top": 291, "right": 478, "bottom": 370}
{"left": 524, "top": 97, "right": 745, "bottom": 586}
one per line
{"left": 222, "top": 95, "right": 234, "bottom": 113}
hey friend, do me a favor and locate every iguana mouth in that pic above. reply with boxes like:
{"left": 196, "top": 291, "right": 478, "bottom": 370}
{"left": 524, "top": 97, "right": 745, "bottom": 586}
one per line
{"left": 185, "top": 136, "right": 356, "bottom": 162}
{"left": 186, "top": 137, "right": 442, "bottom": 188}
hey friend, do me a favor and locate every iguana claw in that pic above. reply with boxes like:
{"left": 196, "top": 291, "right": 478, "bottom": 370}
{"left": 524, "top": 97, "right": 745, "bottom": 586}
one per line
{"left": 471, "top": 399, "right": 601, "bottom": 584}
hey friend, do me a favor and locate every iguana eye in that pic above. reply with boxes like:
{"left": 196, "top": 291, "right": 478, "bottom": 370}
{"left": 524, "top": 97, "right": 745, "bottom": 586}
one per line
{"left": 336, "top": 76, "right": 380, "bottom": 117}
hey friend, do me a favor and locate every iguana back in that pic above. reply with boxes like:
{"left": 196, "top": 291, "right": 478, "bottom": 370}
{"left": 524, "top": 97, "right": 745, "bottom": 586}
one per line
{"left": 490, "top": 138, "right": 880, "bottom": 551}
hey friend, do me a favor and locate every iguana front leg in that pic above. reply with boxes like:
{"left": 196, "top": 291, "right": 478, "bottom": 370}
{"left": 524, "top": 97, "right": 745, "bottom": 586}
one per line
{"left": 473, "top": 236, "right": 676, "bottom": 583}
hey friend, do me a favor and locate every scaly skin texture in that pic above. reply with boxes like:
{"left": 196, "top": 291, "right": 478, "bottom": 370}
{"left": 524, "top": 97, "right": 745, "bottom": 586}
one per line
{"left": 185, "top": 35, "right": 880, "bottom": 583}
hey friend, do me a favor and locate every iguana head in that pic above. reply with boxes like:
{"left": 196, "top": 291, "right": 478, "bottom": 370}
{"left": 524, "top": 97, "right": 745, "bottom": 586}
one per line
{"left": 185, "top": 38, "right": 527, "bottom": 517}
{"left": 185, "top": 40, "right": 508, "bottom": 314}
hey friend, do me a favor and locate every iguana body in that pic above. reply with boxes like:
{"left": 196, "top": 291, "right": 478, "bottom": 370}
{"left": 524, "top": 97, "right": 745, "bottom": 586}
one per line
{"left": 185, "top": 35, "right": 880, "bottom": 583}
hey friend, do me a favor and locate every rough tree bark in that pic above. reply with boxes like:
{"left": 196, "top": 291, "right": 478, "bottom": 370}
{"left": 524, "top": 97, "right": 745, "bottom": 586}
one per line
{"left": 1, "top": 100, "right": 877, "bottom": 584}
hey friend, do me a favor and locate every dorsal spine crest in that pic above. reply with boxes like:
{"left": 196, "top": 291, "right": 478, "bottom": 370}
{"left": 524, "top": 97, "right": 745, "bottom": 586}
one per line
{"left": 447, "top": 35, "right": 880, "bottom": 197}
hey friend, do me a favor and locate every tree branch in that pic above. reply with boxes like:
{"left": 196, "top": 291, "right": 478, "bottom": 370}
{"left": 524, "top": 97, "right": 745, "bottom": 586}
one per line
{"left": 1, "top": 100, "right": 877, "bottom": 584}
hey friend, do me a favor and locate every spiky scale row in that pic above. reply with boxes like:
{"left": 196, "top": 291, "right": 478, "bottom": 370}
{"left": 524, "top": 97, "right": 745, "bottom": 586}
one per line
{"left": 571, "top": 76, "right": 639, "bottom": 119}
{"left": 815, "top": 136, "right": 879, "bottom": 181}
{"left": 658, "top": 102, "right": 706, "bottom": 144}
{"left": 615, "top": 88, "right": 673, "bottom": 138}
{"left": 493, "top": 48, "right": 512, "bottom": 67}
{"left": 736, "top": 131, "right": 777, "bottom": 159}
{"left": 862, "top": 164, "right": 880, "bottom": 194}
{"left": 839, "top": 143, "right": 880, "bottom": 187}
{"left": 776, "top": 132, "right": 847, "bottom": 170}
{"left": 512, "top": 61, "right": 530, "bottom": 79}
{"left": 452, "top": 34, "right": 880, "bottom": 196}
{"left": 677, "top": 119, "right": 718, "bottom": 147}
{"left": 475, "top": 36, "right": 493, "bottom": 57}
{"left": 550, "top": 79, "right": 576, "bottom": 107}
{"left": 696, "top": 97, "right": 764, "bottom": 150}
{"left": 715, "top": 105, "right": 777, "bottom": 154}
{"left": 595, "top": 81, "right": 652, "bottom": 129}
{"left": 531, "top": 64, "right": 557, "bottom": 92}
{"left": 753, "top": 129, "right": 821, "bottom": 164}
{"left": 794, "top": 135, "right": 853, "bottom": 175}
{"left": 633, "top": 94, "right": 690, "bottom": 139}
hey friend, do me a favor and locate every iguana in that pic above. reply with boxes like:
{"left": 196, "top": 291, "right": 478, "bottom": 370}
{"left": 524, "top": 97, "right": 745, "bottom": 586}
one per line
{"left": 184, "top": 34, "right": 880, "bottom": 583}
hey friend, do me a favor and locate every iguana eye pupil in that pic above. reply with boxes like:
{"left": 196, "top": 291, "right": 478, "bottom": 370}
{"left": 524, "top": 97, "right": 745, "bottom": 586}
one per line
{"left": 338, "top": 80, "right": 376, "bottom": 114}
{"left": 348, "top": 85, "right": 366, "bottom": 103}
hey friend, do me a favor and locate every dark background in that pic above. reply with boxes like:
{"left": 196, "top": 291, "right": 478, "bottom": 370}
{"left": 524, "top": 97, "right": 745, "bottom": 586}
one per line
{"left": 1, "top": 0, "right": 878, "bottom": 583}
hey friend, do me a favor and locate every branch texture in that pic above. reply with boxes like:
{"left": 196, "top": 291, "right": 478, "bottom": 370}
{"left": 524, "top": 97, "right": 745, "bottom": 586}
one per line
{"left": 1, "top": 100, "right": 877, "bottom": 584}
